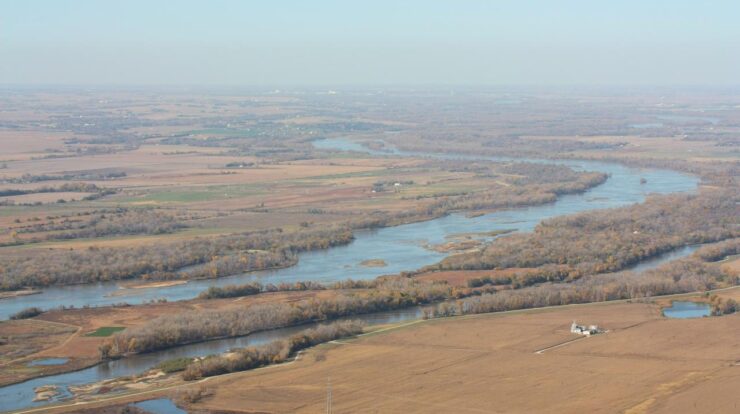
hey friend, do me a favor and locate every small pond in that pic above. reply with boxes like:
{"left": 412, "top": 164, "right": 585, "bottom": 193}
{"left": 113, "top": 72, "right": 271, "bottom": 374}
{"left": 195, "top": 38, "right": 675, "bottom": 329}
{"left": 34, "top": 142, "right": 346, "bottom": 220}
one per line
{"left": 662, "top": 301, "right": 711, "bottom": 319}
{"left": 131, "top": 398, "right": 187, "bottom": 414}
{"left": 27, "top": 358, "right": 69, "bottom": 367}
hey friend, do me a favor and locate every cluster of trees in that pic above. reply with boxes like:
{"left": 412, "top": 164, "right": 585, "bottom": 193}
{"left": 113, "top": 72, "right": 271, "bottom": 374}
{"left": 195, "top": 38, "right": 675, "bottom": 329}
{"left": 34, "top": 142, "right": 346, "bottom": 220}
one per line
{"left": 0, "top": 226, "right": 354, "bottom": 290}
{"left": 0, "top": 183, "right": 117, "bottom": 204}
{"left": 421, "top": 172, "right": 607, "bottom": 215}
{"left": 179, "top": 250, "right": 298, "bottom": 280}
{"left": 103, "top": 277, "right": 451, "bottom": 356}
{"left": 707, "top": 295, "right": 738, "bottom": 316}
{"left": 498, "top": 162, "right": 605, "bottom": 187}
{"left": 181, "top": 320, "right": 364, "bottom": 380}
{"left": 0, "top": 183, "right": 104, "bottom": 197}
{"left": 435, "top": 192, "right": 738, "bottom": 279}
{"left": 197, "top": 280, "right": 342, "bottom": 299}
{"left": 425, "top": 258, "right": 733, "bottom": 318}
{"left": 2, "top": 170, "right": 126, "bottom": 184}
{"left": 407, "top": 161, "right": 608, "bottom": 215}
{"left": 383, "top": 133, "right": 622, "bottom": 160}
{"left": 0, "top": 184, "right": 117, "bottom": 206}
{"left": 9, "top": 306, "right": 44, "bottom": 320}
{"left": 341, "top": 165, "right": 608, "bottom": 233}
{"left": 694, "top": 238, "right": 740, "bottom": 262}
{"left": 10, "top": 208, "right": 186, "bottom": 244}
{"left": 197, "top": 282, "right": 262, "bottom": 299}
{"left": 466, "top": 274, "right": 516, "bottom": 288}
{"left": 197, "top": 278, "right": 382, "bottom": 300}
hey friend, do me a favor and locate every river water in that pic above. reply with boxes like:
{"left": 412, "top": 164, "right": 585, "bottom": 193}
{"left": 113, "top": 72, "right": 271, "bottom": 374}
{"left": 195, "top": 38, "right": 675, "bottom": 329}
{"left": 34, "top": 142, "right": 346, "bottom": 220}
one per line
{"left": 0, "top": 139, "right": 699, "bottom": 411}
{"left": 0, "top": 307, "right": 422, "bottom": 412}
{"left": 0, "top": 139, "right": 699, "bottom": 320}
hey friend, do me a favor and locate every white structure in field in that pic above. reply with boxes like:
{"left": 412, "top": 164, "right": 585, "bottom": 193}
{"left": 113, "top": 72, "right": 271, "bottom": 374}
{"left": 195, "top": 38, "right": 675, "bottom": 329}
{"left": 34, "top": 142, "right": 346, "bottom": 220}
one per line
{"left": 570, "top": 321, "right": 602, "bottom": 336}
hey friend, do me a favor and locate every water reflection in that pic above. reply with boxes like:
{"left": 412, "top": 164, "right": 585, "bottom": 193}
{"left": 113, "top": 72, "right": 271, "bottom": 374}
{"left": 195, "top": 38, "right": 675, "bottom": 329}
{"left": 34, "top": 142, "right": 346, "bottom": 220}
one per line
{"left": 0, "top": 139, "right": 698, "bottom": 320}
{"left": 0, "top": 307, "right": 421, "bottom": 412}
{"left": 663, "top": 301, "right": 711, "bottom": 319}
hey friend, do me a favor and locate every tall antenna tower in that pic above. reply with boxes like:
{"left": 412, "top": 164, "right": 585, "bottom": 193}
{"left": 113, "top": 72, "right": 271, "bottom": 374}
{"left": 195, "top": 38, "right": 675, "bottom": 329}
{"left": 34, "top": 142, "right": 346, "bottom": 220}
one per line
{"left": 326, "top": 377, "right": 332, "bottom": 414}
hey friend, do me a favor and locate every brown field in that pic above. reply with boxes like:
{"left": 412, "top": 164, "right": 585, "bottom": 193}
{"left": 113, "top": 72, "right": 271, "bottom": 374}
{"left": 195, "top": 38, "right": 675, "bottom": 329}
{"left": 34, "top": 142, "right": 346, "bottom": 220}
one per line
{"left": 1, "top": 89, "right": 738, "bottom": 413}
{"left": 176, "top": 294, "right": 739, "bottom": 414}
{"left": 0, "top": 128, "right": 512, "bottom": 255}
{"left": 0, "top": 192, "right": 95, "bottom": 204}
{"left": 0, "top": 319, "right": 79, "bottom": 386}
{"left": 0, "top": 130, "right": 72, "bottom": 158}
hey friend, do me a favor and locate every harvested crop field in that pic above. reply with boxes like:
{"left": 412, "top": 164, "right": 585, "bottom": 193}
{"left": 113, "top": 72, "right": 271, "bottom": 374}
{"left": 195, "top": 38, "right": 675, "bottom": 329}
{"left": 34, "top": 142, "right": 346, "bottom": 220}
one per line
{"left": 187, "top": 295, "right": 740, "bottom": 414}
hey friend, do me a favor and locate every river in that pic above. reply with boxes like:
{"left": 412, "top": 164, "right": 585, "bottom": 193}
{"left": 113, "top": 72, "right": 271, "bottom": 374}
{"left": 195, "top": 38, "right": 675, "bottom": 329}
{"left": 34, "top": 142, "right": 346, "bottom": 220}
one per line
{"left": 0, "top": 307, "right": 423, "bottom": 412}
{"left": 0, "top": 139, "right": 698, "bottom": 320}
{"left": 0, "top": 139, "right": 700, "bottom": 411}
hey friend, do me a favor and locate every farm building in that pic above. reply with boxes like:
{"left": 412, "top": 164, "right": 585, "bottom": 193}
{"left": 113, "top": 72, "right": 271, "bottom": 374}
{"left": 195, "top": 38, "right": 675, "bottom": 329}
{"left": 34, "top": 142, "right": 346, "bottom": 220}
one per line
{"left": 570, "top": 321, "right": 603, "bottom": 336}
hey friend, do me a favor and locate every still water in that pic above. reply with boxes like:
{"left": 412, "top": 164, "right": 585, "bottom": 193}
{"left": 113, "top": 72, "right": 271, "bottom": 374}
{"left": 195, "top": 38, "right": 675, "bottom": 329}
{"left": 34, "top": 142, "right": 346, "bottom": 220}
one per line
{"left": 131, "top": 398, "right": 187, "bottom": 414}
{"left": 662, "top": 301, "right": 711, "bottom": 319}
{"left": 0, "top": 139, "right": 699, "bottom": 320}
{"left": 0, "top": 307, "right": 421, "bottom": 412}
{"left": 0, "top": 139, "right": 700, "bottom": 411}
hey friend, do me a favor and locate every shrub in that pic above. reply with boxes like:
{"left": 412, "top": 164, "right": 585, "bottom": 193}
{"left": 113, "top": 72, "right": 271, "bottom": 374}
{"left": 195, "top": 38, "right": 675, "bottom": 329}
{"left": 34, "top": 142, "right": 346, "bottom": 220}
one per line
{"left": 9, "top": 306, "right": 43, "bottom": 320}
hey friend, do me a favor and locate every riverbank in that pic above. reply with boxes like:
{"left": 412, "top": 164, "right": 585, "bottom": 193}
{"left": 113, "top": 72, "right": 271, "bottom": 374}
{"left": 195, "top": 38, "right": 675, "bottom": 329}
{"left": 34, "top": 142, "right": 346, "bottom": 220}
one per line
{"left": 15, "top": 285, "right": 739, "bottom": 414}
{"left": 0, "top": 290, "right": 41, "bottom": 300}
{"left": 0, "top": 289, "right": 342, "bottom": 388}
{"left": 0, "top": 140, "right": 711, "bottom": 412}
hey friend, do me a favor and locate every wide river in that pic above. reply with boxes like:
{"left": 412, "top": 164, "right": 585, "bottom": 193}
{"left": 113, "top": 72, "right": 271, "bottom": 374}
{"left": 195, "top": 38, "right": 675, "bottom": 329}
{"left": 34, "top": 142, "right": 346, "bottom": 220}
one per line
{"left": 0, "top": 139, "right": 699, "bottom": 411}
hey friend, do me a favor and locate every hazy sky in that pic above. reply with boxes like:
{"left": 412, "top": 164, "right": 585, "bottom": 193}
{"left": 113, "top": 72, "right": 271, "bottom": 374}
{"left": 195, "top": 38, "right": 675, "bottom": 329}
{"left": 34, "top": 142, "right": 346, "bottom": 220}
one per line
{"left": 1, "top": 0, "right": 739, "bottom": 86}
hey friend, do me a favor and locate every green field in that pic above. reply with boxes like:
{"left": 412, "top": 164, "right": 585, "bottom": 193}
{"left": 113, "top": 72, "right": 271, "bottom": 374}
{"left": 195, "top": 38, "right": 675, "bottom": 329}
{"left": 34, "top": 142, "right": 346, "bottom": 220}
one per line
{"left": 85, "top": 326, "right": 126, "bottom": 337}
{"left": 116, "top": 184, "right": 266, "bottom": 203}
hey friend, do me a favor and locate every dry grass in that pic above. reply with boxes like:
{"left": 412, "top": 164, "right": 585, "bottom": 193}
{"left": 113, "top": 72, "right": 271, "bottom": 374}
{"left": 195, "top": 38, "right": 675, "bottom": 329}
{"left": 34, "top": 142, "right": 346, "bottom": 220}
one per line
{"left": 0, "top": 288, "right": 343, "bottom": 388}
{"left": 6, "top": 289, "right": 339, "bottom": 366}
{"left": 185, "top": 292, "right": 740, "bottom": 414}
{"left": 0, "top": 192, "right": 95, "bottom": 204}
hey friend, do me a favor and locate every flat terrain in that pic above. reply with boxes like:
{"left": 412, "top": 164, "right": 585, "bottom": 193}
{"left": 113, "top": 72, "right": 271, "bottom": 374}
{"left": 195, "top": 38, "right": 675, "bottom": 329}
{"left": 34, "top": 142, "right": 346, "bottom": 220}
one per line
{"left": 183, "top": 296, "right": 740, "bottom": 414}
{"left": 0, "top": 288, "right": 337, "bottom": 386}
{"left": 1, "top": 89, "right": 737, "bottom": 414}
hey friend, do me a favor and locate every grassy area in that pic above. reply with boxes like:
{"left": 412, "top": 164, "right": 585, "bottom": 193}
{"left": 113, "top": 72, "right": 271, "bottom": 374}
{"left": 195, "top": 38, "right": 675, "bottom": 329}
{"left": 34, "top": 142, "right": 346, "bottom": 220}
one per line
{"left": 117, "top": 184, "right": 266, "bottom": 204}
{"left": 304, "top": 168, "right": 405, "bottom": 180}
{"left": 85, "top": 326, "right": 126, "bottom": 337}
{"left": 155, "top": 357, "right": 194, "bottom": 373}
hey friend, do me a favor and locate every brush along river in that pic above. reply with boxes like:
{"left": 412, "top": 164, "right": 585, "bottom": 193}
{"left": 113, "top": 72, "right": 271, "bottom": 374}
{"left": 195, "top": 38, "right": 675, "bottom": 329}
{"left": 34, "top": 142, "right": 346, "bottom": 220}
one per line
{"left": 0, "top": 139, "right": 699, "bottom": 411}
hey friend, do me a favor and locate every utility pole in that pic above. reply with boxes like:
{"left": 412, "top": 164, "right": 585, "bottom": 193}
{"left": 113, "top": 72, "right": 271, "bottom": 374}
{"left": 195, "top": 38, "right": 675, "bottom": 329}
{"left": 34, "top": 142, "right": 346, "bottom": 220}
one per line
{"left": 326, "top": 377, "right": 332, "bottom": 414}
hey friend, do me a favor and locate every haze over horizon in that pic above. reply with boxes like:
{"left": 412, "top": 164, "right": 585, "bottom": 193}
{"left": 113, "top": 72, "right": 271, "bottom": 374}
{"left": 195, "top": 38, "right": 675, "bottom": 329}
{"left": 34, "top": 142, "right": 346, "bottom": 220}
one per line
{"left": 2, "top": 0, "right": 739, "bottom": 87}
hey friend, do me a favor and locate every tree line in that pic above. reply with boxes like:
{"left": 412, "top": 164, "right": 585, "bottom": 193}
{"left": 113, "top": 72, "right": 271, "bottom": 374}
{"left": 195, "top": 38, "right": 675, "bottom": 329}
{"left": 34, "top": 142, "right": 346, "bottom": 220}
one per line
{"left": 196, "top": 278, "right": 376, "bottom": 300}
{"left": 694, "top": 238, "right": 740, "bottom": 262}
{"left": 7, "top": 208, "right": 186, "bottom": 246}
{"left": 0, "top": 225, "right": 354, "bottom": 290}
{"left": 0, "top": 163, "right": 609, "bottom": 290}
{"left": 181, "top": 320, "right": 364, "bottom": 380}
{"left": 102, "top": 277, "right": 452, "bottom": 357}
{"left": 425, "top": 257, "right": 735, "bottom": 319}
{"left": 433, "top": 191, "right": 738, "bottom": 280}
